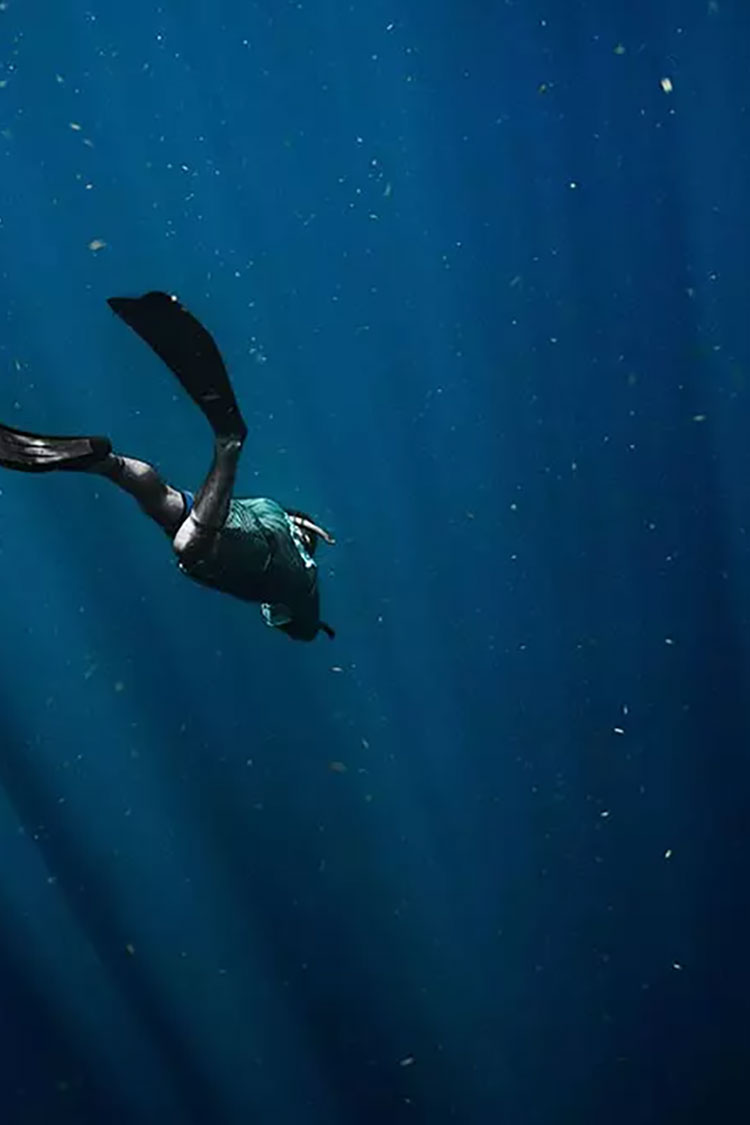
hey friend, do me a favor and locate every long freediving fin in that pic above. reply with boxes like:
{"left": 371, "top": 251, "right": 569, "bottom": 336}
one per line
{"left": 107, "top": 291, "right": 247, "bottom": 441}
{"left": 0, "top": 423, "right": 111, "bottom": 473}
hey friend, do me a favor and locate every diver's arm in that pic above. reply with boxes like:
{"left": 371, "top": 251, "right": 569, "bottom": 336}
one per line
{"left": 289, "top": 514, "right": 336, "bottom": 546}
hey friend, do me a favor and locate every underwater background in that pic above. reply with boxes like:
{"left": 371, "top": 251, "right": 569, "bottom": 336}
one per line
{"left": 1, "top": 1, "right": 749, "bottom": 1122}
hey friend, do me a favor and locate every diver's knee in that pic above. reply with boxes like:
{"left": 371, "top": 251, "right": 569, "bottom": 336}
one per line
{"left": 172, "top": 511, "right": 212, "bottom": 562}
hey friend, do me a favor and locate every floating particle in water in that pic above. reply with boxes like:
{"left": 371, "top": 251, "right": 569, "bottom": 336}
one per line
{"left": 328, "top": 760, "right": 348, "bottom": 773}
{"left": 88, "top": 238, "right": 106, "bottom": 252}
{"left": 614, "top": 43, "right": 626, "bottom": 55}
{"left": 125, "top": 943, "right": 135, "bottom": 956}
{"left": 664, "top": 848, "right": 673, "bottom": 859}
{"left": 399, "top": 1056, "right": 415, "bottom": 1067}
{"left": 660, "top": 77, "right": 674, "bottom": 93}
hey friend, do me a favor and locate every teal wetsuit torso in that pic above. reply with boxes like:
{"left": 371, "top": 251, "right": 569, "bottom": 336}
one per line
{"left": 178, "top": 496, "right": 321, "bottom": 640}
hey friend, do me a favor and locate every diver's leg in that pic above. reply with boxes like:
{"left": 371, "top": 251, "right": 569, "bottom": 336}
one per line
{"left": 89, "top": 452, "right": 187, "bottom": 535}
{"left": 0, "top": 420, "right": 187, "bottom": 534}
{"left": 107, "top": 290, "right": 249, "bottom": 561}
{"left": 172, "top": 434, "right": 243, "bottom": 561}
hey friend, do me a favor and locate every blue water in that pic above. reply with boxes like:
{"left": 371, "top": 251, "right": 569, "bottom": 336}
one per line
{"left": 1, "top": 1, "right": 749, "bottom": 1122}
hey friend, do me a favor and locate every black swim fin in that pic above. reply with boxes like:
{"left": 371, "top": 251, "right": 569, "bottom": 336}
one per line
{"left": 107, "top": 291, "right": 247, "bottom": 441}
{"left": 0, "top": 423, "right": 111, "bottom": 473}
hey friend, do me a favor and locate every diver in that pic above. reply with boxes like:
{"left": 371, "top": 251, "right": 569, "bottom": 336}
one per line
{"left": 0, "top": 290, "right": 335, "bottom": 641}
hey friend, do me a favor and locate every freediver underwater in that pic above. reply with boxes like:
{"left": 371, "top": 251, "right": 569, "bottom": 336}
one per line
{"left": 0, "top": 290, "right": 336, "bottom": 641}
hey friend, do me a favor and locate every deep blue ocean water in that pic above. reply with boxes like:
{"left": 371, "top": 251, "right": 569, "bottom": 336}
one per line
{"left": 0, "top": 1, "right": 749, "bottom": 1122}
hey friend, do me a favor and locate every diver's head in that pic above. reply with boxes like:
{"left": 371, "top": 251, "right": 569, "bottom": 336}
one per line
{"left": 286, "top": 509, "right": 336, "bottom": 555}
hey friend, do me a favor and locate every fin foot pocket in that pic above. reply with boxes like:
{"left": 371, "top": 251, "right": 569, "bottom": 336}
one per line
{"left": 0, "top": 424, "right": 111, "bottom": 473}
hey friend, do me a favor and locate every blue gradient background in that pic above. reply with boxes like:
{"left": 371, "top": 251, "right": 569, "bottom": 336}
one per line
{"left": 0, "top": 1, "right": 748, "bottom": 1122}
